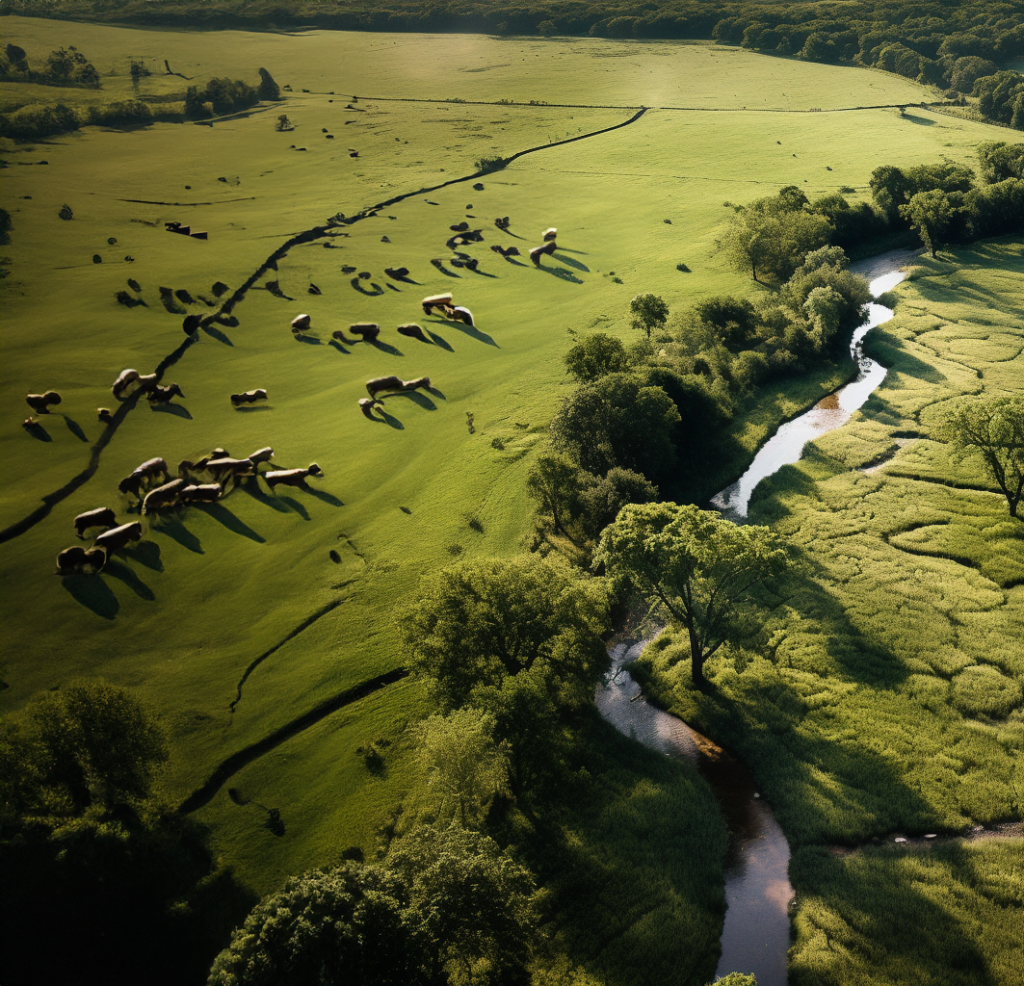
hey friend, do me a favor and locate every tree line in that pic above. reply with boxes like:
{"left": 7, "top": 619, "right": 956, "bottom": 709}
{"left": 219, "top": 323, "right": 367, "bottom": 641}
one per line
{"left": 6, "top": 0, "right": 1022, "bottom": 128}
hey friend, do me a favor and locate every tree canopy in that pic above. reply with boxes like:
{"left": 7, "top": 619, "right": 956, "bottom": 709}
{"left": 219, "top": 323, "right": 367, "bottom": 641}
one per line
{"left": 944, "top": 394, "right": 1024, "bottom": 518}
{"left": 629, "top": 293, "right": 670, "bottom": 339}
{"left": 595, "top": 503, "right": 789, "bottom": 687}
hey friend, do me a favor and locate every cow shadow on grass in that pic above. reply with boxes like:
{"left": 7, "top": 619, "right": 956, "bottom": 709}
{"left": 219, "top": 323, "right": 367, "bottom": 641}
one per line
{"left": 202, "top": 324, "right": 234, "bottom": 346}
{"left": 151, "top": 403, "right": 193, "bottom": 420}
{"left": 366, "top": 405, "right": 404, "bottom": 429}
{"left": 329, "top": 339, "right": 352, "bottom": 354}
{"left": 465, "top": 265, "right": 498, "bottom": 279}
{"left": 24, "top": 421, "right": 52, "bottom": 442}
{"left": 125, "top": 540, "right": 163, "bottom": 572}
{"left": 204, "top": 503, "right": 266, "bottom": 542}
{"left": 556, "top": 253, "right": 590, "bottom": 273}
{"left": 426, "top": 330, "right": 454, "bottom": 351}
{"left": 62, "top": 574, "right": 119, "bottom": 619}
{"left": 233, "top": 404, "right": 274, "bottom": 413}
{"left": 536, "top": 264, "right": 583, "bottom": 284}
{"left": 296, "top": 334, "right": 323, "bottom": 345}
{"left": 425, "top": 385, "right": 446, "bottom": 400}
{"left": 275, "top": 495, "right": 310, "bottom": 520}
{"left": 242, "top": 483, "right": 293, "bottom": 515}
{"left": 104, "top": 560, "right": 156, "bottom": 601}
{"left": 351, "top": 278, "right": 384, "bottom": 297}
{"left": 445, "top": 320, "right": 498, "bottom": 347}
{"left": 369, "top": 338, "right": 403, "bottom": 357}
{"left": 156, "top": 518, "right": 204, "bottom": 553}
{"left": 307, "top": 487, "right": 344, "bottom": 507}
{"left": 61, "top": 415, "right": 88, "bottom": 442}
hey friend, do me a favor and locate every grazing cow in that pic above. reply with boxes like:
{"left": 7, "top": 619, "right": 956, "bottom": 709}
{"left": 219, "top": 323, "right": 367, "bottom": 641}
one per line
{"left": 358, "top": 397, "right": 381, "bottom": 419}
{"left": 119, "top": 457, "right": 169, "bottom": 497}
{"left": 530, "top": 240, "right": 557, "bottom": 266}
{"left": 291, "top": 313, "right": 311, "bottom": 332}
{"left": 543, "top": 227, "right": 557, "bottom": 241}
{"left": 266, "top": 463, "right": 323, "bottom": 489}
{"left": 142, "top": 479, "right": 187, "bottom": 515}
{"left": 56, "top": 545, "right": 108, "bottom": 576}
{"left": 180, "top": 483, "right": 222, "bottom": 504}
{"left": 397, "top": 323, "right": 428, "bottom": 341}
{"left": 178, "top": 448, "right": 232, "bottom": 481}
{"left": 94, "top": 521, "right": 143, "bottom": 553}
{"left": 366, "top": 375, "right": 431, "bottom": 398}
{"left": 205, "top": 457, "right": 256, "bottom": 485}
{"left": 112, "top": 369, "right": 140, "bottom": 398}
{"left": 147, "top": 383, "right": 184, "bottom": 405}
{"left": 248, "top": 447, "right": 275, "bottom": 465}
{"left": 98, "top": 408, "right": 114, "bottom": 423}
{"left": 422, "top": 293, "right": 454, "bottom": 318}
{"left": 450, "top": 306, "right": 474, "bottom": 327}
{"left": 350, "top": 322, "right": 380, "bottom": 341}
{"left": 74, "top": 507, "right": 117, "bottom": 538}
{"left": 231, "top": 389, "right": 268, "bottom": 406}
{"left": 26, "top": 391, "right": 62, "bottom": 414}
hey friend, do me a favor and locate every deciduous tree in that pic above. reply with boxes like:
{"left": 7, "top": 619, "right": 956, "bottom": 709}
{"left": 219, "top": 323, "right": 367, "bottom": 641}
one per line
{"left": 944, "top": 395, "right": 1024, "bottom": 518}
{"left": 629, "top": 293, "right": 669, "bottom": 339}
{"left": 596, "top": 503, "right": 789, "bottom": 687}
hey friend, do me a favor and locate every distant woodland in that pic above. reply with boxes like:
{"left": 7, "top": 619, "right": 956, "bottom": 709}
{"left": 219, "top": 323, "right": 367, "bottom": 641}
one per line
{"left": 3, "top": 0, "right": 1022, "bottom": 128}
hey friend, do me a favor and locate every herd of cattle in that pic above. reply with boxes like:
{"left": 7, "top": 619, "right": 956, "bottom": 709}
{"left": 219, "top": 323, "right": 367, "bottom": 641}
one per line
{"left": 43, "top": 216, "right": 562, "bottom": 578}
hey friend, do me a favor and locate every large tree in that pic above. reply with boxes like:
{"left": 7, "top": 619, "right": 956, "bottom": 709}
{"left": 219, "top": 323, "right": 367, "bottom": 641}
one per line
{"left": 944, "top": 394, "right": 1024, "bottom": 518}
{"left": 549, "top": 372, "right": 681, "bottom": 483}
{"left": 629, "top": 293, "right": 669, "bottom": 339}
{"left": 595, "top": 503, "right": 789, "bottom": 687}
{"left": 564, "top": 332, "right": 628, "bottom": 382}
{"left": 401, "top": 556, "right": 610, "bottom": 710}
{"left": 900, "top": 189, "right": 958, "bottom": 258}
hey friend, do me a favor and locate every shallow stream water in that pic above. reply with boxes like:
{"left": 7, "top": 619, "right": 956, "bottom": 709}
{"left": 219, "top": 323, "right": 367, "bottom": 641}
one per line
{"left": 596, "top": 252, "right": 917, "bottom": 984}
{"left": 712, "top": 250, "right": 916, "bottom": 522}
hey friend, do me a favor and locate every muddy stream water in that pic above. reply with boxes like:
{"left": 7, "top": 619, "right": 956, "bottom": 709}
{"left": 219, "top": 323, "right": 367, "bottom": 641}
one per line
{"left": 595, "top": 252, "right": 916, "bottom": 985}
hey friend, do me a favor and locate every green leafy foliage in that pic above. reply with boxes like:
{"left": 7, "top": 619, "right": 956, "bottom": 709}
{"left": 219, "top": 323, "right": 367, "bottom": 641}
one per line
{"left": 564, "top": 332, "right": 629, "bottom": 383}
{"left": 628, "top": 292, "right": 669, "bottom": 339}
{"left": 596, "top": 503, "right": 789, "bottom": 686}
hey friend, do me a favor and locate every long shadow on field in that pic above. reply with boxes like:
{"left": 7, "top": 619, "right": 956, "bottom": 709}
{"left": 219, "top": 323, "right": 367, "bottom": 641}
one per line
{"left": 156, "top": 518, "right": 204, "bottom": 553}
{"left": 329, "top": 339, "right": 352, "bottom": 354}
{"left": 439, "top": 319, "right": 498, "bottom": 347}
{"left": 242, "top": 483, "right": 292, "bottom": 514}
{"left": 126, "top": 540, "right": 164, "bottom": 572}
{"left": 105, "top": 560, "right": 156, "bottom": 600}
{"left": 465, "top": 265, "right": 497, "bottom": 278}
{"left": 369, "top": 338, "right": 403, "bottom": 357}
{"left": 151, "top": 403, "right": 194, "bottom": 420}
{"left": 233, "top": 404, "right": 274, "bottom": 413}
{"left": 789, "top": 844, "right": 1000, "bottom": 986}
{"left": 296, "top": 334, "right": 323, "bottom": 345}
{"left": 556, "top": 253, "right": 590, "bottom": 273}
{"left": 426, "top": 330, "right": 454, "bottom": 351}
{"left": 201, "top": 323, "right": 234, "bottom": 346}
{"left": 23, "top": 421, "right": 52, "bottom": 442}
{"left": 425, "top": 385, "right": 447, "bottom": 400}
{"left": 204, "top": 504, "right": 266, "bottom": 543}
{"left": 351, "top": 278, "right": 385, "bottom": 296}
{"left": 307, "top": 487, "right": 344, "bottom": 507}
{"left": 537, "top": 265, "right": 583, "bottom": 284}
{"left": 62, "top": 574, "right": 119, "bottom": 619}
{"left": 62, "top": 415, "right": 89, "bottom": 442}
{"left": 387, "top": 391, "right": 437, "bottom": 411}
{"left": 276, "top": 495, "right": 310, "bottom": 520}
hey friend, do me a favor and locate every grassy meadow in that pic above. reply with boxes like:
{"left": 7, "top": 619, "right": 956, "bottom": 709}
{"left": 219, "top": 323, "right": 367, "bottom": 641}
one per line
{"left": 634, "top": 240, "right": 1023, "bottom": 982}
{"left": 2, "top": 12, "right": 1021, "bottom": 981}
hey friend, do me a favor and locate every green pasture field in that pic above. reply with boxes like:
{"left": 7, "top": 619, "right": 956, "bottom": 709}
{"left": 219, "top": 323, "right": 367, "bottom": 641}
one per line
{"left": 1, "top": 13, "right": 1019, "bottom": 974}
{"left": 635, "top": 240, "right": 1023, "bottom": 983}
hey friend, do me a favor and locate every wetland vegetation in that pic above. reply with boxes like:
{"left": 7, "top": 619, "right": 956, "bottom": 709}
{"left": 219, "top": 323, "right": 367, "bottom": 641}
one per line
{"left": 1, "top": 5, "right": 1021, "bottom": 984}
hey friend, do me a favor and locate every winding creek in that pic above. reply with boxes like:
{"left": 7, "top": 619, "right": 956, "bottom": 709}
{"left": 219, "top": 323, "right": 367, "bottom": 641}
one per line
{"left": 596, "top": 251, "right": 916, "bottom": 985}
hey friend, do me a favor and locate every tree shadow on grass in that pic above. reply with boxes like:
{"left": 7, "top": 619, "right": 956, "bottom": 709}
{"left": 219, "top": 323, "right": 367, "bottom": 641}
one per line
{"left": 105, "top": 559, "right": 156, "bottom": 600}
{"left": 203, "top": 503, "right": 266, "bottom": 542}
{"left": 61, "top": 574, "right": 119, "bottom": 619}
{"left": 156, "top": 518, "right": 203, "bottom": 553}
{"left": 789, "top": 843, "right": 1000, "bottom": 986}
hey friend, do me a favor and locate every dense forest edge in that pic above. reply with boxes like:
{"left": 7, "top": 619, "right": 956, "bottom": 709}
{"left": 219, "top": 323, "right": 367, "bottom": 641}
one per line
{"left": 2, "top": 0, "right": 1022, "bottom": 130}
